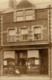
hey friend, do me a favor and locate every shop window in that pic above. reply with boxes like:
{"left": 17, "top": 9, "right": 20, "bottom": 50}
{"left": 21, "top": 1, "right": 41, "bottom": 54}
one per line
{"left": 3, "top": 51, "right": 15, "bottom": 75}
{"left": 33, "top": 26, "right": 43, "bottom": 40}
{"left": 27, "top": 50, "right": 40, "bottom": 72}
{"left": 20, "top": 27, "right": 28, "bottom": 41}
{"left": 16, "top": 11, "right": 24, "bottom": 21}
{"left": 7, "top": 28, "right": 17, "bottom": 42}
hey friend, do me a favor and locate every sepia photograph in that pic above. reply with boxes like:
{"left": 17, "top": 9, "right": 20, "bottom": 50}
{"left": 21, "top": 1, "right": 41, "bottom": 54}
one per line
{"left": 0, "top": 0, "right": 52, "bottom": 80}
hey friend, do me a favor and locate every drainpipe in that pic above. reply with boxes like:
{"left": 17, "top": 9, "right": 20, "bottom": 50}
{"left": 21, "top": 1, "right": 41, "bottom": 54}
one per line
{"left": 48, "top": 4, "right": 52, "bottom": 80}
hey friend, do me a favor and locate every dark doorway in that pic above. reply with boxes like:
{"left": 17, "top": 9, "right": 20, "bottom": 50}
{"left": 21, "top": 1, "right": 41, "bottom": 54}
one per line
{"left": 15, "top": 50, "right": 27, "bottom": 74}
{"left": 39, "top": 49, "right": 48, "bottom": 75}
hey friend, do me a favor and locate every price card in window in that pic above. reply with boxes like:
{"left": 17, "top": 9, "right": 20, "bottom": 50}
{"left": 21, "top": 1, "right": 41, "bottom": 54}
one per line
{"left": 35, "top": 60, "right": 39, "bottom": 65}
{"left": 4, "top": 61, "right": 7, "bottom": 65}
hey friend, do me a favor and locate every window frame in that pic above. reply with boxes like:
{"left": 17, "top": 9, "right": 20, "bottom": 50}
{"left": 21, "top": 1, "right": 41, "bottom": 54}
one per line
{"left": 14, "top": 8, "right": 35, "bottom": 22}
{"left": 27, "top": 50, "right": 40, "bottom": 70}
{"left": 20, "top": 26, "right": 29, "bottom": 41}
{"left": 16, "top": 10, "right": 24, "bottom": 22}
{"left": 25, "top": 9, "right": 35, "bottom": 21}
{"left": 32, "top": 25, "right": 43, "bottom": 41}
{"left": 7, "top": 27, "right": 17, "bottom": 42}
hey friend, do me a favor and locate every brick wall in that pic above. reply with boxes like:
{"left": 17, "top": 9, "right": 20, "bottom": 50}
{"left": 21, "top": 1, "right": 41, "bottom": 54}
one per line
{"left": 2, "top": 9, "right": 49, "bottom": 46}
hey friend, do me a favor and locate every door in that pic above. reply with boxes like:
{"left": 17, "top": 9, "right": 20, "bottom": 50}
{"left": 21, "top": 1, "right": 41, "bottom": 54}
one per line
{"left": 39, "top": 49, "right": 48, "bottom": 74}
{"left": 19, "top": 58, "right": 27, "bottom": 74}
{"left": 15, "top": 50, "right": 27, "bottom": 74}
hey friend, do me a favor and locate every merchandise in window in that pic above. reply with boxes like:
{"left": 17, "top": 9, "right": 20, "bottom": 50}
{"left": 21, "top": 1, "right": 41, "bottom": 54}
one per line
{"left": 27, "top": 50, "right": 40, "bottom": 71}
{"left": 27, "top": 58, "right": 40, "bottom": 70}
{"left": 3, "top": 51, "right": 15, "bottom": 75}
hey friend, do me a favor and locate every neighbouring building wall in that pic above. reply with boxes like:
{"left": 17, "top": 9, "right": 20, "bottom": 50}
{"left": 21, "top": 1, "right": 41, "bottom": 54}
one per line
{"left": 0, "top": 15, "right": 1, "bottom": 46}
{"left": 49, "top": 47, "right": 52, "bottom": 77}
{"left": 50, "top": 8, "right": 52, "bottom": 77}
{"left": 0, "top": 50, "right": 3, "bottom": 76}
{"left": 0, "top": 13, "right": 3, "bottom": 76}
{"left": 51, "top": 47, "right": 52, "bottom": 77}
{"left": 48, "top": 7, "right": 52, "bottom": 77}
{"left": 50, "top": 9, "right": 52, "bottom": 42}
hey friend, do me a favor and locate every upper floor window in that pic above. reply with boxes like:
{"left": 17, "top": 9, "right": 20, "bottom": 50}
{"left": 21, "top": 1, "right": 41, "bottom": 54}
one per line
{"left": 33, "top": 26, "right": 43, "bottom": 40}
{"left": 8, "top": 28, "right": 17, "bottom": 42}
{"left": 20, "top": 27, "right": 28, "bottom": 41}
{"left": 14, "top": 9, "right": 35, "bottom": 22}
{"left": 16, "top": 11, "right": 24, "bottom": 21}
{"left": 25, "top": 10, "right": 35, "bottom": 20}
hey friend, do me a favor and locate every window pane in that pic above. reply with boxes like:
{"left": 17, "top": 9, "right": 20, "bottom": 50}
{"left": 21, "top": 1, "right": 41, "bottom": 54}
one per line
{"left": 28, "top": 50, "right": 39, "bottom": 58}
{"left": 33, "top": 26, "right": 42, "bottom": 40}
{"left": 26, "top": 16, "right": 33, "bottom": 20}
{"left": 4, "top": 51, "right": 15, "bottom": 59}
{"left": 35, "top": 60, "right": 40, "bottom": 65}
{"left": 4, "top": 61, "right": 7, "bottom": 65}
{"left": 8, "top": 36, "right": 17, "bottom": 42}
{"left": 17, "top": 11, "right": 23, "bottom": 16}
{"left": 17, "top": 17, "right": 24, "bottom": 21}
{"left": 21, "top": 28, "right": 28, "bottom": 34}
{"left": 8, "top": 29, "right": 17, "bottom": 42}
{"left": 34, "top": 34, "right": 41, "bottom": 40}
{"left": 34, "top": 27, "right": 41, "bottom": 34}
{"left": 8, "top": 29, "right": 16, "bottom": 36}
{"left": 22, "top": 34, "right": 28, "bottom": 41}
{"left": 26, "top": 10, "right": 34, "bottom": 15}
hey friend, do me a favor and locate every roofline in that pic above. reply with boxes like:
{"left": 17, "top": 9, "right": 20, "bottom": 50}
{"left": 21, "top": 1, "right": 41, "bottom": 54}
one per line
{"left": 1, "top": 6, "right": 52, "bottom": 14}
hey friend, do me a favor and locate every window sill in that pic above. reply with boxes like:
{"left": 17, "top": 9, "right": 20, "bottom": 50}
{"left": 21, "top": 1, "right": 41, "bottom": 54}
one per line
{"left": 13, "top": 19, "right": 35, "bottom": 23}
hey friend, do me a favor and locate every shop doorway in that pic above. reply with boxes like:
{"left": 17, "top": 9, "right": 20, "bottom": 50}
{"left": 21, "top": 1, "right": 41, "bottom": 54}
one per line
{"left": 39, "top": 49, "right": 48, "bottom": 75}
{"left": 15, "top": 50, "right": 27, "bottom": 74}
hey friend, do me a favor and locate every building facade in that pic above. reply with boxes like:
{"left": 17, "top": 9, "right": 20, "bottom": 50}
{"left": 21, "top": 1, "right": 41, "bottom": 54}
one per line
{"left": 0, "top": 0, "right": 52, "bottom": 78}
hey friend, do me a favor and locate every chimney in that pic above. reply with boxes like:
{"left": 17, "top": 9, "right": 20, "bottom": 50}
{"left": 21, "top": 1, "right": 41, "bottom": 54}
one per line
{"left": 9, "top": 0, "right": 17, "bottom": 9}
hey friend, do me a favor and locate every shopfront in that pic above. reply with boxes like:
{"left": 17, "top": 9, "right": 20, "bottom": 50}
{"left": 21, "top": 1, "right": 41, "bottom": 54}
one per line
{"left": 3, "top": 49, "right": 48, "bottom": 76}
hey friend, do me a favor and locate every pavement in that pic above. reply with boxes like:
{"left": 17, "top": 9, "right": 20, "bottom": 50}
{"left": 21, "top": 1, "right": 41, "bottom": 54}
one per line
{"left": 0, "top": 75, "right": 51, "bottom": 80}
